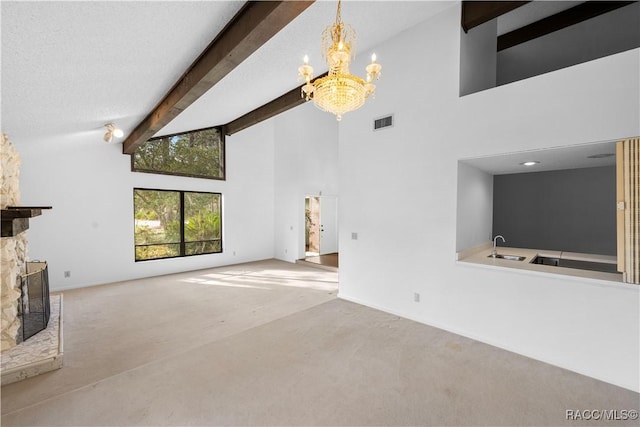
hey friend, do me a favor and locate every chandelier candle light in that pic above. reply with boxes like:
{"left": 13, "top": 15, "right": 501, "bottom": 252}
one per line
{"left": 297, "top": 0, "right": 382, "bottom": 121}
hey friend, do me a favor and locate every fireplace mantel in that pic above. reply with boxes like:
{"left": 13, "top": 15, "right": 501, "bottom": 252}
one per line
{"left": 1, "top": 206, "right": 52, "bottom": 237}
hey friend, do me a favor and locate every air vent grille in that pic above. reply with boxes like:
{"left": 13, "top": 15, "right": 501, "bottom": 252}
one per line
{"left": 374, "top": 115, "right": 393, "bottom": 131}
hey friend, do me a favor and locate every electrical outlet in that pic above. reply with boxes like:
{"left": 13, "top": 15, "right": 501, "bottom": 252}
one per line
{"left": 351, "top": 232, "right": 358, "bottom": 240}
{"left": 413, "top": 292, "right": 420, "bottom": 302}
{"left": 64, "top": 271, "right": 71, "bottom": 278}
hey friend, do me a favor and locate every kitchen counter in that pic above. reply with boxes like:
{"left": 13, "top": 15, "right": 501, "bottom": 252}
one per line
{"left": 457, "top": 243, "right": 622, "bottom": 283}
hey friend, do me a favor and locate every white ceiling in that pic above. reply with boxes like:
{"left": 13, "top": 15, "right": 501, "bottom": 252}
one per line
{"left": 1, "top": 1, "right": 243, "bottom": 142}
{"left": 1, "top": 1, "right": 454, "bottom": 144}
{"left": 1, "top": 0, "right": 603, "bottom": 166}
{"left": 460, "top": 140, "right": 618, "bottom": 175}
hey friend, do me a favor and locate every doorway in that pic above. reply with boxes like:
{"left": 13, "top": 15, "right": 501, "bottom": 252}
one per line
{"left": 305, "top": 196, "right": 320, "bottom": 256}
{"left": 303, "top": 195, "right": 338, "bottom": 269}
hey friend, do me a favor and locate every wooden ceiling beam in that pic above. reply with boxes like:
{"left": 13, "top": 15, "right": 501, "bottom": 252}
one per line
{"left": 461, "top": 1, "right": 530, "bottom": 33}
{"left": 224, "top": 72, "right": 328, "bottom": 136}
{"left": 497, "top": 1, "right": 636, "bottom": 51}
{"left": 123, "top": 1, "right": 314, "bottom": 154}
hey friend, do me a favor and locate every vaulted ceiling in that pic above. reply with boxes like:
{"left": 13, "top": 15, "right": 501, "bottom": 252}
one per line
{"left": 4, "top": 1, "right": 629, "bottom": 151}
{"left": 1, "top": 1, "right": 454, "bottom": 147}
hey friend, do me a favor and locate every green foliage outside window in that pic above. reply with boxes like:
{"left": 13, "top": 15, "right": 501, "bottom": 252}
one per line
{"left": 134, "top": 189, "right": 222, "bottom": 261}
{"left": 132, "top": 127, "right": 224, "bottom": 180}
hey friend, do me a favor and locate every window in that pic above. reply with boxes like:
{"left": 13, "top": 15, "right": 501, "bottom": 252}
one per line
{"left": 132, "top": 126, "right": 225, "bottom": 180}
{"left": 134, "top": 189, "right": 222, "bottom": 261}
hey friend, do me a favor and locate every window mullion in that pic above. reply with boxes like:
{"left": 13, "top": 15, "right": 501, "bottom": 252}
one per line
{"left": 180, "top": 191, "right": 186, "bottom": 256}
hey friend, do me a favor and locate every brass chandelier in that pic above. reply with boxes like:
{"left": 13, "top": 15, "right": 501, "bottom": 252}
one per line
{"left": 297, "top": 0, "right": 382, "bottom": 121}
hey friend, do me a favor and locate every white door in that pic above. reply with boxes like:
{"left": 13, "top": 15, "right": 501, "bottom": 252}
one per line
{"left": 319, "top": 196, "right": 338, "bottom": 255}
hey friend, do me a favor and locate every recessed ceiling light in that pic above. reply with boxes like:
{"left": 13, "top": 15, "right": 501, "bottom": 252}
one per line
{"left": 587, "top": 153, "right": 615, "bottom": 159}
{"left": 520, "top": 161, "right": 540, "bottom": 166}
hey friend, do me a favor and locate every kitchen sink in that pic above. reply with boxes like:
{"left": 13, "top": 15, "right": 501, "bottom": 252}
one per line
{"left": 487, "top": 254, "right": 526, "bottom": 261}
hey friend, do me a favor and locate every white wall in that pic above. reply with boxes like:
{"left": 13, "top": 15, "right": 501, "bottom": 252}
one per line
{"left": 14, "top": 120, "right": 275, "bottom": 290}
{"left": 459, "top": 19, "right": 497, "bottom": 96}
{"left": 498, "top": 2, "right": 640, "bottom": 85}
{"left": 273, "top": 103, "right": 339, "bottom": 263}
{"left": 456, "top": 161, "right": 493, "bottom": 252}
{"left": 338, "top": 4, "right": 639, "bottom": 391}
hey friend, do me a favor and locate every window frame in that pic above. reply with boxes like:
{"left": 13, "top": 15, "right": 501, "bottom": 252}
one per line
{"left": 131, "top": 125, "right": 226, "bottom": 181}
{"left": 133, "top": 188, "right": 223, "bottom": 262}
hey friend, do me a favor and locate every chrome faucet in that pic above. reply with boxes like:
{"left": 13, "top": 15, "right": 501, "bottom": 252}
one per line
{"left": 491, "top": 235, "right": 505, "bottom": 257}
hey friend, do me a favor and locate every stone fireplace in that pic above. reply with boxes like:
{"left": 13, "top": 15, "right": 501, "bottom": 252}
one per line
{"left": 1, "top": 133, "right": 53, "bottom": 351}
{"left": 0, "top": 133, "right": 28, "bottom": 351}
{"left": 1, "top": 133, "right": 61, "bottom": 385}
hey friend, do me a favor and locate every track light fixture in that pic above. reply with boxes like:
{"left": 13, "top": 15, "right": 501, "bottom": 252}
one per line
{"left": 103, "top": 123, "right": 124, "bottom": 143}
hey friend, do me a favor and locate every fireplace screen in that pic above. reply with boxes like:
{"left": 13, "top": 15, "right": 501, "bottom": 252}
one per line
{"left": 18, "top": 261, "right": 50, "bottom": 343}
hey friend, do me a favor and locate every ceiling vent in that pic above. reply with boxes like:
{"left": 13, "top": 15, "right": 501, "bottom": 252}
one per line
{"left": 373, "top": 114, "right": 393, "bottom": 131}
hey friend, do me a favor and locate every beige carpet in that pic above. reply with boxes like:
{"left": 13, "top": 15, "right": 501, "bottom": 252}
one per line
{"left": 1, "top": 259, "right": 638, "bottom": 426}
